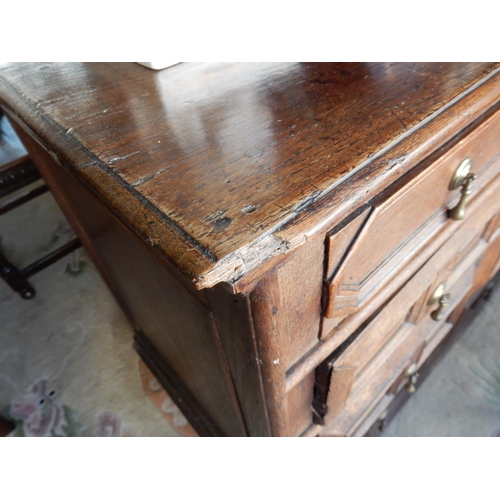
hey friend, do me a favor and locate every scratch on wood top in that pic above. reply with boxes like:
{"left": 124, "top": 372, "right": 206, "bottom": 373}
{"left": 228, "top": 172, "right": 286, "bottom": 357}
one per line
{"left": 2, "top": 63, "right": 500, "bottom": 292}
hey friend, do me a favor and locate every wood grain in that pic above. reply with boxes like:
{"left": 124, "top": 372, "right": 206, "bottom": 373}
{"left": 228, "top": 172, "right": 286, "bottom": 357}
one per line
{"left": 287, "top": 169, "right": 500, "bottom": 394}
{"left": 2, "top": 63, "right": 500, "bottom": 290}
{"left": 3, "top": 63, "right": 500, "bottom": 437}
{"left": 320, "top": 177, "right": 500, "bottom": 436}
{"left": 363, "top": 275, "right": 499, "bottom": 437}
{"left": 207, "top": 286, "right": 272, "bottom": 436}
{"left": 11, "top": 120, "right": 246, "bottom": 436}
{"left": 284, "top": 372, "right": 315, "bottom": 437}
{"left": 325, "top": 206, "right": 371, "bottom": 281}
{"left": 326, "top": 108, "right": 500, "bottom": 317}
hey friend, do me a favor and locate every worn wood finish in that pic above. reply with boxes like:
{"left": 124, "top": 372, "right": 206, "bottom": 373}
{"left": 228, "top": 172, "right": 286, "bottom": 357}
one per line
{"left": 2, "top": 63, "right": 500, "bottom": 291}
{"left": 10, "top": 119, "right": 246, "bottom": 436}
{"left": 325, "top": 206, "right": 371, "bottom": 281}
{"left": 134, "top": 330, "right": 225, "bottom": 436}
{"left": 206, "top": 286, "right": 272, "bottom": 436}
{"left": 3, "top": 63, "right": 500, "bottom": 437}
{"left": 365, "top": 274, "right": 500, "bottom": 437}
{"left": 257, "top": 235, "right": 325, "bottom": 372}
{"left": 286, "top": 166, "right": 500, "bottom": 394}
{"left": 285, "top": 372, "right": 315, "bottom": 437}
{"left": 249, "top": 272, "right": 290, "bottom": 436}
{"left": 247, "top": 240, "right": 325, "bottom": 435}
{"left": 319, "top": 174, "right": 500, "bottom": 436}
{"left": 326, "top": 109, "right": 500, "bottom": 317}
{"left": 322, "top": 324, "right": 419, "bottom": 436}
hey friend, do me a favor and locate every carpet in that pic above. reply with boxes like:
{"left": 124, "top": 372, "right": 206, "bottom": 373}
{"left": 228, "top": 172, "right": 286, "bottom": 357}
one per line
{"left": 0, "top": 187, "right": 195, "bottom": 437}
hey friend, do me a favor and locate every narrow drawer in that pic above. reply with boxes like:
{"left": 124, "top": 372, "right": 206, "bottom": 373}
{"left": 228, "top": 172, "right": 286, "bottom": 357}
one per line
{"left": 316, "top": 181, "right": 500, "bottom": 436}
{"left": 348, "top": 258, "right": 485, "bottom": 437}
{"left": 325, "top": 109, "right": 500, "bottom": 318}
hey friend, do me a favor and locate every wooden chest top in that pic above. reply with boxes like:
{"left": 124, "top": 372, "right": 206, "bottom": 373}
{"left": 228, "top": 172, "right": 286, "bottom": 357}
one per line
{"left": 1, "top": 62, "right": 500, "bottom": 290}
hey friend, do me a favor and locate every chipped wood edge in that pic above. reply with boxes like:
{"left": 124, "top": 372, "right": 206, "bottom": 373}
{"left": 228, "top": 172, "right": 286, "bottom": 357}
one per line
{"left": 2, "top": 68, "right": 500, "bottom": 294}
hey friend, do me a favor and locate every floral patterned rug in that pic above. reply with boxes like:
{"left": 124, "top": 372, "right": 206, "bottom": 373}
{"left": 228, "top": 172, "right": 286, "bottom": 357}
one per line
{"left": 0, "top": 187, "right": 195, "bottom": 437}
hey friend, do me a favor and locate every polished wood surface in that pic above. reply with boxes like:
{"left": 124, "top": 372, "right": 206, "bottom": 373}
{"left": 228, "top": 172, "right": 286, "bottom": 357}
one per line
{"left": 320, "top": 176, "right": 500, "bottom": 435}
{"left": 326, "top": 108, "right": 500, "bottom": 317}
{"left": 3, "top": 63, "right": 500, "bottom": 436}
{"left": 286, "top": 165, "right": 500, "bottom": 395}
{"left": 9, "top": 120, "right": 247, "bottom": 436}
{"left": 1, "top": 62, "right": 500, "bottom": 290}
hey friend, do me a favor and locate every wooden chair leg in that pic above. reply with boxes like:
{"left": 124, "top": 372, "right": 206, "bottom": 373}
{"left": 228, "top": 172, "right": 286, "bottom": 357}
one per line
{"left": 0, "top": 239, "right": 82, "bottom": 299}
{"left": 1, "top": 112, "right": 83, "bottom": 300}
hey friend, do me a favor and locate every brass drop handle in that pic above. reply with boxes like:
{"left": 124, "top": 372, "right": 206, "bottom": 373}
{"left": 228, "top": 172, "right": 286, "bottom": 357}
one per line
{"left": 431, "top": 293, "right": 451, "bottom": 321}
{"left": 448, "top": 158, "right": 476, "bottom": 221}
{"left": 428, "top": 282, "right": 451, "bottom": 322}
{"left": 449, "top": 173, "right": 476, "bottom": 220}
{"left": 405, "top": 364, "right": 419, "bottom": 394}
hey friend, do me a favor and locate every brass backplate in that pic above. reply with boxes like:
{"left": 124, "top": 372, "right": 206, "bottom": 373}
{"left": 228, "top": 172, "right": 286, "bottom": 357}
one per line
{"left": 406, "top": 363, "right": 418, "bottom": 376}
{"left": 449, "top": 157, "right": 473, "bottom": 190}
{"left": 428, "top": 282, "right": 446, "bottom": 306}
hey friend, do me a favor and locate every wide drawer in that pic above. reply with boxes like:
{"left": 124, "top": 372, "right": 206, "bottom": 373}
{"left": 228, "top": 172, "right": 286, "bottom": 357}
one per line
{"left": 324, "top": 109, "right": 500, "bottom": 319}
{"left": 316, "top": 179, "right": 500, "bottom": 436}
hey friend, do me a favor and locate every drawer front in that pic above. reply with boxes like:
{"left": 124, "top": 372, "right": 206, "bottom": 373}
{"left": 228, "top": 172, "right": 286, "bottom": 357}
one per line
{"left": 349, "top": 257, "right": 488, "bottom": 437}
{"left": 317, "top": 186, "right": 500, "bottom": 436}
{"left": 325, "top": 110, "right": 500, "bottom": 318}
{"left": 342, "top": 206, "right": 500, "bottom": 437}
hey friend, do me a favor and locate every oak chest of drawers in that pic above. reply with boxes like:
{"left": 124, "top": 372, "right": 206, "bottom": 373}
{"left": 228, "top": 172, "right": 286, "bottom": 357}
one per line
{"left": 1, "top": 62, "right": 500, "bottom": 436}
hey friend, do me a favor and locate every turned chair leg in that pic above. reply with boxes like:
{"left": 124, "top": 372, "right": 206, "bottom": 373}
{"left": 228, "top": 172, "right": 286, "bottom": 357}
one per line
{"left": 0, "top": 239, "right": 82, "bottom": 299}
